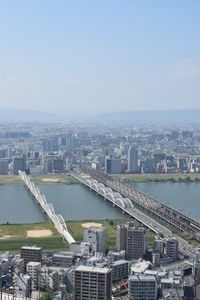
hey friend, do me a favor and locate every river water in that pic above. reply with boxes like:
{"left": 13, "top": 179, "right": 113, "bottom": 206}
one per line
{"left": 0, "top": 182, "right": 199, "bottom": 224}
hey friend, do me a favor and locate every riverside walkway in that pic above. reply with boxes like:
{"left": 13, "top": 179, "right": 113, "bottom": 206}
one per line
{"left": 19, "top": 171, "right": 75, "bottom": 245}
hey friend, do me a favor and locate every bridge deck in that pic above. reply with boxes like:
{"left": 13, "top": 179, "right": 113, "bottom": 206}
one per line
{"left": 71, "top": 171, "right": 196, "bottom": 258}
{"left": 19, "top": 171, "right": 75, "bottom": 245}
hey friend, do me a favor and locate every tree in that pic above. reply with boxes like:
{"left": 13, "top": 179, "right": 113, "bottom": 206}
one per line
{"left": 40, "top": 292, "right": 52, "bottom": 300}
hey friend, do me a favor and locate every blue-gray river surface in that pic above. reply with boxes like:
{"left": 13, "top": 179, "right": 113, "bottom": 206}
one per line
{"left": 0, "top": 184, "right": 124, "bottom": 224}
{"left": 0, "top": 182, "right": 199, "bottom": 223}
{"left": 131, "top": 182, "right": 200, "bottom": 221}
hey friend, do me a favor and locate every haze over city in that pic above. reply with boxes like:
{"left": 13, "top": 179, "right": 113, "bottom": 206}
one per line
{"left": 0, "top": 1, "right": 200, "bottom": 116}
{"left": 1, "top": 2, "right": 200, "bottom": 300}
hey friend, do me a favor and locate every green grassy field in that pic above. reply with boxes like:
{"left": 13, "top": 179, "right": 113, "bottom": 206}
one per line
{"left": 114, "top": 173, "right": 200, "bottom": 183}
{"left": 0, "top": 218, "right": 156, "bottom": 252}
{"left": 0, "top": 174, "right": 77, "bottom": 185}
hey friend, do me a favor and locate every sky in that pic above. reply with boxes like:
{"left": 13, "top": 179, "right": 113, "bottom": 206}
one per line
{"left": 0, "top": 0, "right": 200, "bottom": 116}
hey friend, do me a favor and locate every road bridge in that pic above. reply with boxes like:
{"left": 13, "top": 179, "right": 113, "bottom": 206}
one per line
{"left": 19, "top": 171, "right": 75, "bottom": 245}
{"left": 82, "top": 168, "right": 200, "bottom": 237}
{"left": 71, "top": 171, "right": 196, "bottom": 258}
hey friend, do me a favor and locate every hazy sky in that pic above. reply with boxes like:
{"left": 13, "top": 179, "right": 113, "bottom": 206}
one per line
{"left": 0, "top": 1, "right": 200, "bottom": 115}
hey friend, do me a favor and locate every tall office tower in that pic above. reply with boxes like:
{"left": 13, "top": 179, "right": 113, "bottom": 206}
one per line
{"left": 20, "top": 246, "right": 42, "bottom": 265}
{"left": 13, "top": 155, "right": 26, "bottom": 175}
{"left": 83, "top": 227, "right": 106, "bottom": 254}
{"left": 74, "top": 265, "right": 112, "bottom": 300}
{"left": 0, "top": 159, "right": 8, "bottom": 175}
{"left": 193, "top": 248, "right": 200, "bottom": 286}
{"left": 105, "top": 156, "right": 122, "bottom": 174}
{"left": 166, "top": 237, "right": 179, "bottom": 261}
{"left": 129, "top": 275, "right": 158, "bottom": 300}
{"left": 128, "top": 146, "right": 138, "bottom": 173}
{"left": 116, "top": 224, "right": 147, "bottom": 260}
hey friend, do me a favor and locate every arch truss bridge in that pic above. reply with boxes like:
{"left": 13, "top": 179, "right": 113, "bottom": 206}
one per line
{"left": 19, "top": 171, "right": 75, "bottom": 245}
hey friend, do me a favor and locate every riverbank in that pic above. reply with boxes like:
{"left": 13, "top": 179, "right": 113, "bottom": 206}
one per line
{"left": 0, "top": 218, "right": 145, "bottom": 252}
{"left": 113, "top": 173, "right": 200, "bottom": 183}
{"left": 0, "top": 174, "right": 77, "bottom": 185}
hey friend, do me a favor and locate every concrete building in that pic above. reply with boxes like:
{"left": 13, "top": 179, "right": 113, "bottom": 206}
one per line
{"left": 128, "top": 146, "right": 138, "bottom": 173}
{"left": 105, "top": 156, "right": 122, "bottom": 174}
{"left": 154, "top": 236, "right": 165, "bottom": 254}
{"left": 0, "top": 159, "right": 8, "bottom": 175}
{"left": 166, "top": 238, "right": 179, "bottom": 262}
{"left": 74, "top": 265, "right": 112, "bottom": 300}
{"left": 151, "top": 251, "right": 160, "bottom": 267}
{"left": 128, "top": 275, "right": 158, "bottom": 300}
{"left": 116, "top": 224, "right": 147, "bottom": 260}
{"left": 83, "top": 226, "right": 106, "bottom": 254}
{"left": 193, "top": 248, "right": 200, "bottom": 298}
{"left": 13, "top": 156, "right": 26, "bottom": 175}
{"left": 14, "top": 273, "right": 32, "bottom": 298}
{"left": 20, "top": 246, "right": 42, "bottom": 265}
{"left": 110, "top": 260, "right": 129, "bottom": 282}
{"left": 26, "top": 262, "right": 41, "bottom": 290}
{"left": 38, "top": 267, "right": 59, "bottom": 291}
{"left": 52, "top": 252, "right": 74, "bottom": 268}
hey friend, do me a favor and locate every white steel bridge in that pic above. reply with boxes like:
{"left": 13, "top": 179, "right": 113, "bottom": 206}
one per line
{"left": 19, "top": 171, "right": 75, "bottom": 245}
{"left": 70, "top": 171, "right": 196, "bottom": 258}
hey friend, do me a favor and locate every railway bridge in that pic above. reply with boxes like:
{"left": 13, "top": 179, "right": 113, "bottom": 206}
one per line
{"left": 81, "top": 168, "right": 200, "bottom": 237}
{"left": 70, "top": 171, "right": 196, "bottom": 258}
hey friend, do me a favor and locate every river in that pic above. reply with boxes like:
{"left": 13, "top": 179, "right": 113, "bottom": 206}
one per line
{"left": 0, "top": 182, "right": 199, "bottom": 223}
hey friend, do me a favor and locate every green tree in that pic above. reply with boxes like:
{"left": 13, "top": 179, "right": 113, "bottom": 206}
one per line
{"left": 40, "top": 292, "right": 52, "bottom": 300}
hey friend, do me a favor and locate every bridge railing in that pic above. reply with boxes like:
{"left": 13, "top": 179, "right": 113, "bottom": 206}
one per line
{"left": 19, "top": 171, "right": 75, "bottom": 245}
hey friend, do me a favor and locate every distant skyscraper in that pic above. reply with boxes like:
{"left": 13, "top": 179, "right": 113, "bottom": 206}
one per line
{"left": 105, "top": 156, "right": 122, "bottom": 174}
{"left": 128, "top": 146, "right": 138, "bottom": 173}
{"left": 0, "top": 159, "right": 8, "bottom": 175}
{"left": 13, "top": 155, "right": 26, "bottom": 175}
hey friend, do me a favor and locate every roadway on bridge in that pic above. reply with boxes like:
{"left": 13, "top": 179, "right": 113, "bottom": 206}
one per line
{"left": 71, "top": 171, "right": 196, "bottom": 258}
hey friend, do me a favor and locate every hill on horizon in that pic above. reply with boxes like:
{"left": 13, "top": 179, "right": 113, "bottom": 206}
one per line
{"left": 96, "top": 109, "right": 200, "bottom": 121}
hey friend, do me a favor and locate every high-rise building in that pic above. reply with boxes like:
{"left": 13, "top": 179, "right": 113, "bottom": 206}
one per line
{"left": 193, "top": 248, "right": 200, "bottom": 286}
{"left": 26, "top": 262, "right": 41, "bottom": 290}
{"left": 53, "top": 158, "right": 64, "bottom": 173}
{"left": 43, "top": 137, "right": 58, "bottom": 152}
{"left": 20, "top": 246, "right": 42, "bottom": 265}
{"left": 128, "top": 146, "right": 138, "bottom": 173}
{"left": 110, "top": 260, "right": 129, "bottom": 282}
{"left": 74, "top": 265, "right": 112, "bottom": 300}
{"left": 0, "top": 159, "right": 8, "bottom": 175}
{"left": 166, "top": 237, "right": 178, "bottom": 261}
{"left": 105, "top": 156, "right": 122, "bottom": 174}
{"left": 154, "top": 235, "right": 165, "bottom": 254}
{"left": 83, "top": 227, "right": 106, "bottom": 254}
{"left": 116, "top": 223, "right": 147, "bottom": 260}
{"left": 13, "top": 156, "right": 26, "bottom": 175}
{"left": 129, "top": 275, "right": 158, "bottom": 300}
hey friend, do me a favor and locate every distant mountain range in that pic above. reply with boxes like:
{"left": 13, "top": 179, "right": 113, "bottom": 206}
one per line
{"left": 0, "top": 108, "right": 200, "bottom": 122}
{"left": 0, "top": 108, "right": 66, "bottom": 121}
{"left": 96, "top": 109, "right": 200, "bottom": 121}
